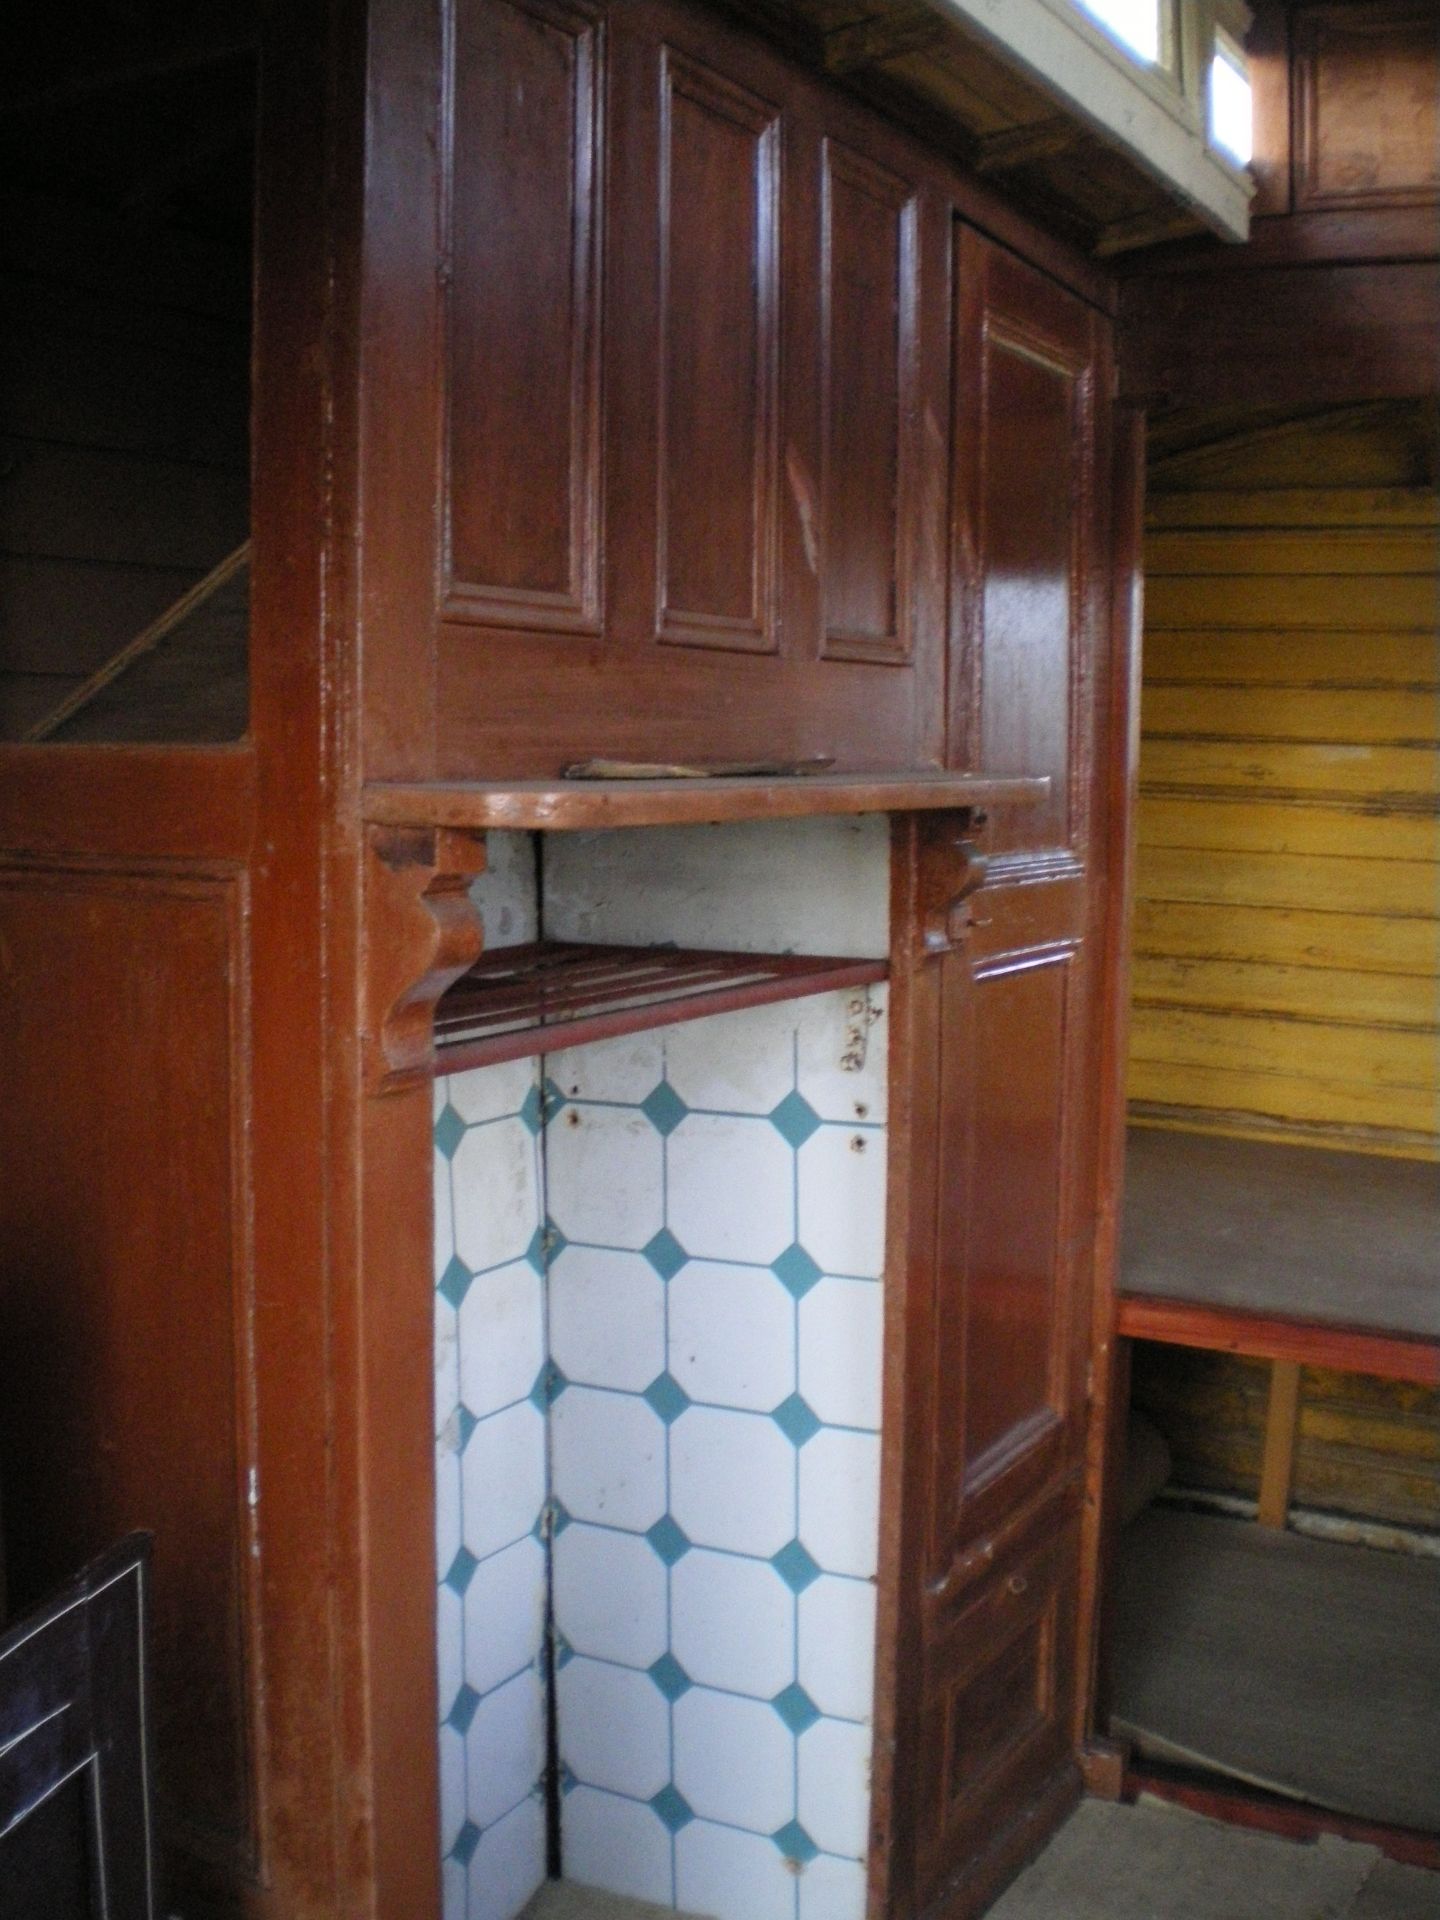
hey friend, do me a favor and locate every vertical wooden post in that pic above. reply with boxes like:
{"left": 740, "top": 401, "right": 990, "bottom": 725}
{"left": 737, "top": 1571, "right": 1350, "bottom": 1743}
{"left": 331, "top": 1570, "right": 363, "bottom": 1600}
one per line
{"left": 1257, "top": 1360, "right": 1303, "bottom": 1529}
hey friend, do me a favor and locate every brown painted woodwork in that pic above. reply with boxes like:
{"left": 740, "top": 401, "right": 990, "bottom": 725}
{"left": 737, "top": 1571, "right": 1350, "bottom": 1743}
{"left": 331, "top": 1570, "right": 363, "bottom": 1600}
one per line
{"left": 1117, "top": 1298, "right": 1440, "bottom": 1391}
{"left": 0, "top": 866, "right": 258, "bottom": 1883}
{"left": 1119, "top": 1, "right": 1440, "bottom": 411}
{"left": 1256, "top": 1361, "right": 1303, "bottom": 1529}
{"left": 442, "top": 0, "right": 603, "bottom": 636}
{"left": 363, "top": 769, "right": 1051, "bottom": 830}
{"left": 876, "top": 230, "right": 1117, "bottom": 1918}
{"left": 0, "top": 0, "right": 1155, "bottom": 1913}
{"left": 1292, "top": 5, "right": 1440, "bottom": 212}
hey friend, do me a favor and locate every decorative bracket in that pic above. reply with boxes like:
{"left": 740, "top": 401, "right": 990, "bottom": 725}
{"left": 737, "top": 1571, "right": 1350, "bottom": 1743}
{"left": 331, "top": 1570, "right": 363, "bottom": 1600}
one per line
{"left": 918, "top": 813, "right": 989, "bottom": 958}
{"left": 363, "top": 823, "right": 488, "bottom": 1095}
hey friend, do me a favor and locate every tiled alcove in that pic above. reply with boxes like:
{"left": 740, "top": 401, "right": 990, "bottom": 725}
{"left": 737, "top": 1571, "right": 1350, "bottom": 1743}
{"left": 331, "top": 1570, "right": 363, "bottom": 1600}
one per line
{"left": 432, "top": 823, "right": 890, "bottom": 1920}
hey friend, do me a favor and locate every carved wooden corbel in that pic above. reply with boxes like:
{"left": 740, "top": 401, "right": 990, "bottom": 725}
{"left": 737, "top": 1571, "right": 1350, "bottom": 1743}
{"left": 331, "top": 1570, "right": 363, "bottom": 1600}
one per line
{"left": 363, "top": 822, "right": 487, "bottom": 1094}
{"left": 918, "top": 812, "right": 989, "bottom": 958}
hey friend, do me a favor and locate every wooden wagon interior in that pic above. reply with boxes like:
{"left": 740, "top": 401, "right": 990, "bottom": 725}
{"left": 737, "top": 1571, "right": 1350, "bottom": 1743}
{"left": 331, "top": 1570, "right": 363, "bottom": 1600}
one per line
{"left": 0, "top": 3, "right": 1434, "bottom": 1918}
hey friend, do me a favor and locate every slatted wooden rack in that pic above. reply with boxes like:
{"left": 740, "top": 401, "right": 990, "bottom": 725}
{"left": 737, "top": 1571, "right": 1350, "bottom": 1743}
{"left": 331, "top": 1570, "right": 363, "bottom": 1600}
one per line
{"left": 433, "top": 940, "right": 888, "bottom": 1070}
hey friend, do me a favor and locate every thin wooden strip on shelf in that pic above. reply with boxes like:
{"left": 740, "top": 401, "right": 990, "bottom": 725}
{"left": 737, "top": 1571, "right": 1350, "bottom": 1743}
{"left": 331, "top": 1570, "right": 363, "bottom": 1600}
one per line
{"left": 363, "top": 769, "right": 1049, "bottom": 831}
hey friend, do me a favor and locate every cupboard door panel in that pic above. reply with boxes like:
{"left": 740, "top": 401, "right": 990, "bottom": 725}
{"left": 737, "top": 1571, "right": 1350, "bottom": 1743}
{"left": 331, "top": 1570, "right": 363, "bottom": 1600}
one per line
{"left": 657, "top": 51, "right": 781, "bottom": 651}
{"left": 443, "top": 0, "right": 602, "bottom": 632}
{"left": 820, "top": 140, "right": 919, "bottom": 664}
{"left": 932, "top": 942, "right": 1079, "bottom": 1568}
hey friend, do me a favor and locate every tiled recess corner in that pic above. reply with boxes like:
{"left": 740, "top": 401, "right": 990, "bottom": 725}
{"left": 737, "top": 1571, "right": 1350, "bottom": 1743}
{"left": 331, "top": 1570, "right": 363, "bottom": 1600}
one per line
{"left": 436, "top": 1062, "right": 550, "bottom": 1920}
{"left": 438, "top": 987, "right": 888, "bottom": 1920}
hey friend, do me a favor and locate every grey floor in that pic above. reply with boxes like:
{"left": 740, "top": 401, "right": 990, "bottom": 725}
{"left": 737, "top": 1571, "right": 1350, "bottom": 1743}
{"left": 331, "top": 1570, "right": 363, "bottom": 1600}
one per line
{"left": 521, "top": 1799, "right": 1440, "bottom": 1919}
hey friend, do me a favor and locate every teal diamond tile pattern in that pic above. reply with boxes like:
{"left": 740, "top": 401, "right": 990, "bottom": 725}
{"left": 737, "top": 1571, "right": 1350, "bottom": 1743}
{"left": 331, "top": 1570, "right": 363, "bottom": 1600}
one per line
{"left": 436, "top": 997, "right": 890, "bottom": 1913}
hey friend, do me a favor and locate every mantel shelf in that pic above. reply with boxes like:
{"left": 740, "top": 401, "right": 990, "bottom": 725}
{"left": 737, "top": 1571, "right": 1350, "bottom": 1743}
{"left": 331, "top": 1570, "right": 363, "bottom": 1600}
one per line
{"left": 434, "top": 941, "right": 887, "bottom": 1071}
{"left": 364, "top": 769, "right": 1049, "bottom": 832}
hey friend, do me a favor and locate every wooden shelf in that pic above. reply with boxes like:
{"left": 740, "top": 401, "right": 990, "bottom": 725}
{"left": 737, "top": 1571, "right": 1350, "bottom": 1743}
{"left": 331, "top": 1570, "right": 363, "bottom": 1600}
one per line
{"left": 365, "top": 769, "right": 1049, "bottom": 832}
{"left": 434, "top": 940, "right": 887, "bottom": 1070}
{"left": 1118, "top": 1127, "right": 1440, "bottom": 1384}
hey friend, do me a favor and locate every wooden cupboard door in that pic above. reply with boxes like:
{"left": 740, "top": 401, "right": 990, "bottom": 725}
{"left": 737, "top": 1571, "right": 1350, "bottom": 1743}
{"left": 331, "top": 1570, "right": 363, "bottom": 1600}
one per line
{"left": 880, "top": 238, "right": 1109, "bottom": 1920}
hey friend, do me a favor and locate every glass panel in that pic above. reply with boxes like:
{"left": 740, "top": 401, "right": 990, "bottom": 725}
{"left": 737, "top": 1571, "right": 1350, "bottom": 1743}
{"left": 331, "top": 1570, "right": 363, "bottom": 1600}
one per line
{"left": 1075, "top": 0, "right": 1162, "bottom": 65}
{"left": 1210, "top": 36, "right": 1254, "bottom": 166}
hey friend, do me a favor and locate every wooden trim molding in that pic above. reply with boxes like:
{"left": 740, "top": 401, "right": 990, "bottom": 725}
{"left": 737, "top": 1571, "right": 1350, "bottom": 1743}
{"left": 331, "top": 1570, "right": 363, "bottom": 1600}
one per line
{"left": 362, "top": 823, "right": 487, "bottom": 1094}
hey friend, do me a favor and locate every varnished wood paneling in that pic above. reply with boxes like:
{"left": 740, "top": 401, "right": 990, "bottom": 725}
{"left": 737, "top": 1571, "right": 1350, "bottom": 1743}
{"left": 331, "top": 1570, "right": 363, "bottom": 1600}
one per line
{"left": 1133, "top": 443, "right": 1440, "bottom": 1159}
{"left": 0, "top": 866, "right": 257, "bottom": 1879}
{"left": 1293, "top": 4, "right": 1440, "bottom": 212}
{"left": 933, "top": 943, "right": 1080, "bottom": 1559}
{"left": 443, "top": 0, "right": 602, "bottom": 632}
{"left": 656, "top": 49, "right": 781, "bottom": 651}
{"left": 819, "top": 139, "right": 918, "bottom": 663}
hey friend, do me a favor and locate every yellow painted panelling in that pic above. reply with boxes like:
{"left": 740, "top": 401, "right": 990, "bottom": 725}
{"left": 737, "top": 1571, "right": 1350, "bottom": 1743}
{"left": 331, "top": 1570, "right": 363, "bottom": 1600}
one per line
{"left": 1147, "top": 573, "right": 1437, "bottom": 631}
{"left": 1147, "top": 530, "right": 1440, "bottom": 575}
{"left": 1143, "top": 630, "right": 1439, "bottom": 686}
{"left": 1130, "top": 1106, "right": 1439, "bottom": 1160}
{"left": 1126, "top": 1058, "right": 1439, "bottom": 1140}
{"left": 1143, "top": 684, "right": 1439, "bottom": 743}
{"left": 1148, "top": 489, "right": 1440, "bottom": 531}
{"left": 1136, "top": 845, "right": 1440, "bottom": 919}
{"left": 1140, "top": 737, "right": 1439, "bottom": 800}
{"left": 1138, "top": 796, "right": 1440, "bottom": 865}
{"left": 1132, "top": 955, "right": 1439, "bottom": 1031}
{"left": 1130, "top": 1005, "right": 1437, "bottom": 1092}
{"left": 1131, "top": 900, "right": 1439, "bottom": 977}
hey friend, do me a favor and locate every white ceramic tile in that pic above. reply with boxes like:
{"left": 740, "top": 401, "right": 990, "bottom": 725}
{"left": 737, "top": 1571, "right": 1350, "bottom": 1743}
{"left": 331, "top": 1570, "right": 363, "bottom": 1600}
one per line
{"left": 546, "top": 1105, "right": 663, "bottom": 1250}
{"left": 797, "top": 1851, "right": 868, "bottom": 1920}
{"left": 442, "top": 1854, "right": 467, "bottom": 1920}
{"left": 797, "top": 1576, "right": 876, "bottom": 1724}
{"left": 439, "top": 1721, "right": 467, "bottom": 1855}
{"left": 438, "top": 1582, "right": 465, "bottom": 1714}
{"left": 672, "top": 1548, "right": 794, "bottom": 1698}
{"left": 470, "top": 830, "right": 539, "bottom": 951}
{"left": 551, "top": 1388, "right": 666, "bottom": 1533}
{"left": 798, "top": 1278, "right": 884, "bottom": 1431}
{"left": 469, "top": 1792, "right": 547, "bottom": 1920}
{"left": 799, "top": 1428, "right": 880, "bottom": 1580}
{"left": 561, "top": 1786, "right": 674, "bottom": 1909}
{"left": 553, "top": 1523, "right": 669, "bottom": 1670}
{"left": 461, "top": 1400, "right": 547, "bottom": 1562}
{"left": 797, "top": 1125, "right": 887, "bottom": 1280}
{"left": 547, "top": 1029, "right": 665, "bottom": 1106}
{"left": 458, "top": 1259, "right": 545, "bottom": 1418}
{"left": 668, "top": 1261, "right": 795, "bottom": 1412}
{"left": 435, "top": 1294, "right": 461, "bottom": 1435}
{"left": 464, "top": 1535, "right": 547, "bottom": 1696}
{"left": 673, "top": 1686, "right": 795, "bottom": 1833}
{"left": 436, "top": 1443, "right": 463, "bottom": 1574}
{"left": 453, "top": 1117, "right": 542, "bottom": 1273}
{"left": 436, "top": 1072, "right": 452, "bottom": 1122}
{"left": 797, "top": 1717, "right": 871, "bottom": 1858}
{"left": 436, "top": 1148, "right": 456, "bottom": 1264}
{"left": 449, "top": 1057, "right": 540, "bottom": 1128}
{"left": 669, "top": 1406, "right": 795, "bottom": 1558}
{"left": 548, "top": 1247, "right": 665, "bottom": 1393}
{"left": 557, "top": 1657, "right": 672, "bottom": 1801}
{"left": 467, "top": 1666, "right": 546, "bottom": 1830}
{"left": 667, "top": 1114, "right": 794, "bottom": 1266}
{"left": 795, "top": 984, "right": 889, "bottom": 1125}
{"left": 663, "top": 1001, "right": 798, "bottom": 1115}
{"left": 674, "top": 1819, "right": 799, "bottom": 1920}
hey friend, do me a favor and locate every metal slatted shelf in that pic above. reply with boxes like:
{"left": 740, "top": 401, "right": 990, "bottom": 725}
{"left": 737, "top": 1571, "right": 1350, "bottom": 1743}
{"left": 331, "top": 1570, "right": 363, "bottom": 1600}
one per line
{"left": 434, "top": 940, "right": 888, "bottom": 1070}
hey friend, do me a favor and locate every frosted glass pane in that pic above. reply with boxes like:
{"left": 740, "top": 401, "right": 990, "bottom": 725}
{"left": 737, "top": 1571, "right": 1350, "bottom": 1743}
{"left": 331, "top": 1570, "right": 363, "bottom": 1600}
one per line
{"left": 1075, "top": 0, "right": 1161, "bottom": 63}
{"left": 1210, "top": 49, "right": 1254, "bottom": 165}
